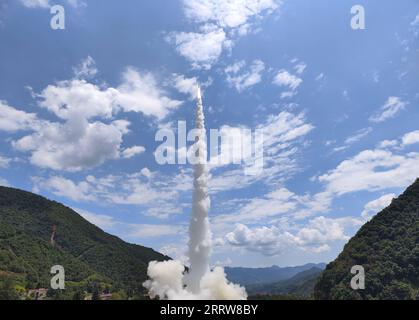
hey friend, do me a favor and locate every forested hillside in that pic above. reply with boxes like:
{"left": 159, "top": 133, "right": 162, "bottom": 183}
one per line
{"left": 0, "top": 186, "right": 169, "bottom": 300}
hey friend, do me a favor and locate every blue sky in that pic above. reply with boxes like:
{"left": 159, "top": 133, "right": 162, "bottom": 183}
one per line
{"left": 0, "top": 0, "right": 418, "bottom": 267}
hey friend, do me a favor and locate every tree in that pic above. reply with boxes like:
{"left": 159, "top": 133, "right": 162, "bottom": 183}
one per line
{"left": 0, "top": 277, "right": 19, "bottom": 300}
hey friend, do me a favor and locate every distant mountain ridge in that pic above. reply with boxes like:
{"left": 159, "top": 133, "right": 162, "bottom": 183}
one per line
{"left": 315, "top": 178, "right": 419, "bottom": 300}
{"left": 225, "top": 263, "right": 326, "bottom": 286}
{"left": 0, "top": 186, "right": 169, "bottom": 299}
{"left": 247, "top": 267, "right": 324, "bottom": 297}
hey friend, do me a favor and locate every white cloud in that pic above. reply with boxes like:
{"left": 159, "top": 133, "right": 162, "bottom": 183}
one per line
{"left": 20, "top": 0, "right": 87, "bottom": 9}
{"left": 209, "top": 111, "right": 314, "bottom": 193}
{"left": 20, "top": 0, "right": 50, "bottom": 8}
{"left": 402, "top": 130, "right": 419, "bottom": 146}
{"left": 214, "top": 186, "right": 331, "bottom": 226}
{"left": 0, "top": 101, "right": 38, "bottom": 132}
{"left": 73, "top": 56, "right": 97, "bottom": 79}
{"left": 168, "top": 25, "right": 232, "bottom": 70}
{"left": 225, "top": 216, "right": 360, "bottom": 256}
{"left": 361, "top": 193, "right": 395, "bottom": 220}
{"left": 2, "top": 59, "right": 183, "bottom": 172}
{"left": 369, "top": 96, "right": 408, "bottom": 123}
{"left": 38, "top": 65, "right": 181, "bottom": 121}
{"left": 182, "top": 0, "right": 280, "bottom": 29}
{"left": 345, "top": 127, "right": 372, "bottom": 145}
{"left": 171, "top": 74, "right": 198, "bottom": 99}
{"left": 75, "top": 208, "right": 117, "bottom": 229}
{"left": 20, "top": 0, "right": 86, "bottom": 9}
{"left": 377, "top": 139, "right": 399, "bottom": 149}
{"left": 122, "top": 146, "right": 146, "bottom": 159}
{"left": 116, "top": 67, "right": 182, "bottom": 119}
{"left": 225, "top": 60, "right": 265, "bottom": 92}
{"left": 226, "top": 224, "right": 293, "bottom": 256}
{"left": 170, "top": 0, "right": 280, "bottom": 68}
{"left": 294, "top": 62, "right": 307, "bottom": 75}
{"left": 225, "top": 60, "right": 245, "bottom": 74}
{"left": 33, "top": 176, "right": 95, "bottom": 202}
{"left": 13, "top": 118, "right": 128, "bottom": 171}
{"left": 273, "top": 69, "right": 302, "bottom": 98}
{"left": 319, "top": 149, "right": 419, "bottom": 196}
{"left": 333, "top": 127, "right": 373, "bottom": 152}
{"left": 33, "top": 170, "right": 192, "bottom": 219}
{"left": 74, "top": 207, "right": 183, "bottom": 239}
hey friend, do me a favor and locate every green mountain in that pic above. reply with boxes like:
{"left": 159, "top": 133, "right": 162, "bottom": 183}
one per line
{"left": 225, "top": 263, "right": 326, "bottom": 286}
{"left": 0, "top": 186, "right": 169, "bottom": 299}
{"left": 314, "top": 179, "right": 419, "bottom": 300}
{"left": 247, "top": 267, "right": 324, "bottom": 298}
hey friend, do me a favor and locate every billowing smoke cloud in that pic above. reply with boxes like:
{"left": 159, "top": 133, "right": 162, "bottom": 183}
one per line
{"left": 143, "top": 86, "right": 247, "bottom": 300}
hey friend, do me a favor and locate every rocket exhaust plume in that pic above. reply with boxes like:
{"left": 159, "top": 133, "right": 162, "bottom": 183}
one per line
{"left": 185, "top": 84, "right": 211, "bottom": 293}
{"left": 143, "top": 85, "right": 247, "bottom": 300}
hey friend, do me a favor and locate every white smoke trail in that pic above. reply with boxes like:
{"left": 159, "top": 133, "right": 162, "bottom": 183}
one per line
{"left": 143, "top": 85, "right": 247, "bottom": 300}
{"left": 184, "top": 84, "right": 212, "bottom": 293}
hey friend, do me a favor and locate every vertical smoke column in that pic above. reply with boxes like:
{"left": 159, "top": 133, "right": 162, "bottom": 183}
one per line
{"left": 186, "top": 85, "right": 212, "bottom": 293}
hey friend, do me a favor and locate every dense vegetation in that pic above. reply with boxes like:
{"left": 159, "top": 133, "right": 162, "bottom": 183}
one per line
{"left": 314, "top": 179, "right": 419, "bottom": 300}
{"left": 0, "top": 186, "right": 169, "bottom": 300}
{"left": 247, "top": 267, "right": 323, "bottom": 298}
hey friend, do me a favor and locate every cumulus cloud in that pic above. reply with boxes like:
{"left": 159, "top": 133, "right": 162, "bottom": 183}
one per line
{"left": 170, "top": 0, "right": 281, "bottom": 68}
{"left": 116, "top": 67, "right": 182, "bottom": 118}
{"left": 171, "top": 74, "right": 199, "bottom": 99}
{"left": 369, "top": 96, "right": 408, "bottom": 123}
{"left": 38, "top": 66, "right": 181, "bottom": 121}
{"left": 171, "top": 74, "right": 212, "bottom": 100}
{"left": 13, "top": 118, "right": 127, "bottom": 171}
{"left": 225, "top": 216, "right": 361, "bottom": 255}
{"left": 402, "top": 130, "right": 419, "bottom": 146}
{"left": 361, "top": 193, "right": 396, "bottom": 220}
{"left": 182, "top": 0, "right": 280, "bottom": 29}
{"left": 33, "top": 176, "right": 95, "bottom": 202}
{"left": 273, "top": 69, "right": 303, "bottom": 98}
{"left": 1, "top": 58, "right": 183, "bottom": 172}
{"left": 377, "top": 139, "right": 399, "bottom": 149}
{"left": 225, "top": 60, "right": 265, "bottom": 92}
{"left": 319, "top": 149, "right": 419, "bottom": 196}
{"left": 0, "top": 101, "right": 38, "bottom": 132}
{"left": 168, "top": 25, "right": 232, "bottom": 69}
